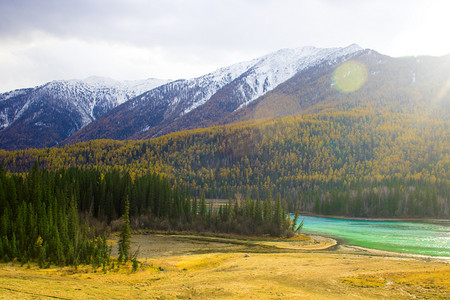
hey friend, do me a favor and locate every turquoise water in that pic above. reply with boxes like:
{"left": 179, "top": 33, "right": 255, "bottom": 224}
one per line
{"left": 294, "top": 215, "right": 450, "bottom": 257}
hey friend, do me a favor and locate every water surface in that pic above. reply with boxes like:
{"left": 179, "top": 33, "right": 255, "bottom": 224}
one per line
{"left": 294, "top": 215, "right": 450, "bottom": 257}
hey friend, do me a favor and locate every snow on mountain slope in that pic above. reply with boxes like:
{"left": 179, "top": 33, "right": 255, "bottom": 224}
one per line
{"left": 136, "top": 44, "right": 365, "bottom": 139}
{"left": 68, "top": 44, "right": 364, "bottom": 143}
{"left": 234, "top": 44, "right": 363, "bottom": 110}
{"left": 135, "top": 44, "right": 363, "bottom": 125}
{"left": 0, "top": 77, "right": 169, "bottom": 131}
{"left": 119, "top": 58, "right": 262, "bottom": 127}
{"left": 0, "top": 77, "right": 170, "bottom": 149}
{"left": 178, "top": 44, "right": 363, "bottom": 115}
{"left": 2, "top": 44, "right": 365, "bottom": 148}
{"left": 180, "top": 59, "right": 260, "bottom": 115}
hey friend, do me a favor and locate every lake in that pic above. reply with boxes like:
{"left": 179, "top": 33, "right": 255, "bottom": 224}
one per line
{"left": 294, "top": 215, "right": 450, "bottom": 257}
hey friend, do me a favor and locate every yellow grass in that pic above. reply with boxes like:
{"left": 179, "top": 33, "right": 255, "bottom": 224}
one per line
{"left": 342, "top": 276, "right": 387, "bottom": 288}
{"left": 0, "top": 234, "right": 449, "bottom": 299}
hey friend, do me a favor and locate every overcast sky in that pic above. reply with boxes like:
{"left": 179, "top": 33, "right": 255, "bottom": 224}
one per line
{"left": 1, "top": 0, "right": 449, "bottom": 93}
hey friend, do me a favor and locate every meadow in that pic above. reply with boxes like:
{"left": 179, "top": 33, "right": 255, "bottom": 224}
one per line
{"left": 0, "top": 234, "right": 448, "bottom": 299}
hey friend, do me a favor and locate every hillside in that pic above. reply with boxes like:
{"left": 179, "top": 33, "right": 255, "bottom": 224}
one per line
{"left": 1, "top": 104, "right": 448, "bottom": 218}
{"left": 225, "top": 52, "right": 450, "bottom": 123}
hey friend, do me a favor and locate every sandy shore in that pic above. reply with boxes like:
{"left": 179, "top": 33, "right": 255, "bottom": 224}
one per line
{"left": 124, "top": 233, "right": 448, "bottom": 263}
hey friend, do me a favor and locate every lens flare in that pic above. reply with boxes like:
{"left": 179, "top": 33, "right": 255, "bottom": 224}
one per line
{"left": 333, "top": 60, "right": 368, "bottom": 93}
{"left": 436, "top": 76, "right": 450, "bottom": 104}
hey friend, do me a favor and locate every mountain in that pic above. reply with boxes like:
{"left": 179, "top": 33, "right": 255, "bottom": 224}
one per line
{"left": 225, "top": 52, "right": 450, "bottom": 123}
{"left": 67, "top": 44, "right": 364, "bottom": 142}
{"left": 2, "top": 44, "right": 449, "bottom": 150}
{"left": 0, "top": 45, "right": 448, "bottom": 218}
{"left": 0, "top": 77, "right": 170, "bottom": 149}
{"left": 66, "top": 46, "right": 450, "bottom": 144}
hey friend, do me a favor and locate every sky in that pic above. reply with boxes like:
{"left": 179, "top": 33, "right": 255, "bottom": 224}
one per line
{"left": 1, "top": 0, "right": 450, "bottom": 93}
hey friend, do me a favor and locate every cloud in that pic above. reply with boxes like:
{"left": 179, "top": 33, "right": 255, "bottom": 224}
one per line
{"left": 0, "top": 0, "right": 449, "bottom": 92}
{"left": 1, "top": 0, "right": 375, "bottom": 50}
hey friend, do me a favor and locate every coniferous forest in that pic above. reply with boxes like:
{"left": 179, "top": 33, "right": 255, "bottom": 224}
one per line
{"left": 0, "top": 163, "right": 294, "bottom": 265}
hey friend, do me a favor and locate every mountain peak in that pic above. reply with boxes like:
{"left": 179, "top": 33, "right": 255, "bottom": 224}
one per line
{"left": 344, "top": 43, "right": 363, "bottom": 51}
{"left": 66, "top": 44, "right": 369, "bottom": 143}
{"left": 0, "top": 76, "right": 170, "bottom": 149}
{"left": 83, "top": 76, "right": 119, "bottom": 87}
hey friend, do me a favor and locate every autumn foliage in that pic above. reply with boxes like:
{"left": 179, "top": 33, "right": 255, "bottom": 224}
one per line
{"left": 0, "top": 105, "right": 448, "bottom": 218}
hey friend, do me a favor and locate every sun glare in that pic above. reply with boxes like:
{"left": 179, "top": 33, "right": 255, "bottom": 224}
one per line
{"left": 333, "top": 61, "right": 368, "bottom": 93}
{"left": 391, "top": 1, "right": 450, "bottom": 57}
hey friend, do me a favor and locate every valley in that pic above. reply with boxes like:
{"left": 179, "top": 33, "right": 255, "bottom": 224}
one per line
{"left": 2, "top": 0, "right": 450, "bottom": 299}
{"left": 0, "top": 44, "right": 448, "bottom": 299}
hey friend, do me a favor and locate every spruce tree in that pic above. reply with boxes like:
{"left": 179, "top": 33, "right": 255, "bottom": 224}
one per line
{"left": 199, "top": 194, "right": 207, "bottom": 222}
{"left": 274, "top": 193, "right": 284, "bottom": 236}
{"left": 192, "top": 197, "right": 198, "bottom": 219}
{"left": 118, "top": 196, "right": 131, "bottom": 263}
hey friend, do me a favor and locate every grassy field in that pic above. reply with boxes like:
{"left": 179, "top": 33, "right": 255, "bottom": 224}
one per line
{"left": 0, "top": 234, "right": 449, "bottom": 299}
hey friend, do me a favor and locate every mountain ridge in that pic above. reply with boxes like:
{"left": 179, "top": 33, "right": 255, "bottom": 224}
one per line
{"left": 67, "top": 44, "right": 364, "bottom": 143}
{"left": 1, "top": 44, "right": 449, "bottom": 150}
{"left": 0, "top": 77, "right": 170, "bottom": 149}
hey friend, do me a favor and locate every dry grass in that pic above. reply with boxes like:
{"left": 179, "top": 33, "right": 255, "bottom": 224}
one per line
{"left": 342, "top": 276, "right": 387, "bottom": 288}
{"left": 0, "top": 234, "right": 449, "bottom": 299}
{"left": 341, "top": 267, "right": 450, "bottom": 299}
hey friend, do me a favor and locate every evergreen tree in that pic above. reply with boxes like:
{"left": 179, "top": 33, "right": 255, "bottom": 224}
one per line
{"left": 118, "top": 196, "right": 131, "bottom": 263}
{"left": 274, "top": 193, "right": 284, "bottom": 236}
{"left": 199, "top": 194, "right": 207, "bottom": 222}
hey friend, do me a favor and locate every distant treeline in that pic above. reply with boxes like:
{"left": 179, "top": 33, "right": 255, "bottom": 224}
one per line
{"left": 0, "top": 164, "right": 295, "bottom": 266}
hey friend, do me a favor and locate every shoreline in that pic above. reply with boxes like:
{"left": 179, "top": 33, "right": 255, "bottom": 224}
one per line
{"left": 134, "top": 231, "right": 450, "bottom": 265}
{"left": 317, "top": 235, "right": 450, "bottom": 263}
{"left": 125, "top": 232, "right": 450, "bottom": 262}
{"left": 292, "top": 215, "right": 450, "bottom": 259}
{"left": 338, "top": 244, "right": 450, "bottom": 262}
{"left": 306, "top": 233, "right": 450, "bottom": 262}
{"left": 295, "top": 212, "right": 450, "bottom": 223}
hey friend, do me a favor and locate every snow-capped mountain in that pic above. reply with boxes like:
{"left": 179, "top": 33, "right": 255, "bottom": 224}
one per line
{"left": 143, "top": 44, "right": 363, "bottom": 119}
{"left": 0, "top": 77, "right": 169, "bottom": 149}
{"left": 7, "top": 43, "right": 446, "bottom": 150}
{"left": 68, "top": 44, "right": 364, "bottom": 142}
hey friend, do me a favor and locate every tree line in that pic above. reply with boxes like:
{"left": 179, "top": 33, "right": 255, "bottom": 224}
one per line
{"left": 0, "top": 164, "right": 296, "bottom": 266}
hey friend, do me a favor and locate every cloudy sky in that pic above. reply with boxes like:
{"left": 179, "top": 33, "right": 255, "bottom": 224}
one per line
{"left": 1, "top": 0, "right": 449, "bottom": 93}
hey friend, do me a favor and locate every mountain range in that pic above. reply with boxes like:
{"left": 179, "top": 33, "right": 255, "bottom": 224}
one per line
{"left": 0, "top": 77, "right": 169, "bottom": 149}
{"left": 0, "top": 44, "right": 449, "bottom": 150}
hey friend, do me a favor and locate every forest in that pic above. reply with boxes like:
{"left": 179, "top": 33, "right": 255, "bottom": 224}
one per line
{"left": 0, "top": 105, "right": 448, "bottom": 218}
{"left": 0, "top": 164, "right": 295, "bottom": 266}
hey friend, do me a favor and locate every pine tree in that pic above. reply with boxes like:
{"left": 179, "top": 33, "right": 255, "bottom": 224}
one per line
{"left": 291, "top": 194, "right": 302, "bottom": 232}
{"left": 199, "top": 194, "right": 207, "bottom": 222}
{"left": 254, "top": 200, "right": 263, "bottom": 227}
{"left": 192, "top": 197, "right": 198, "bottom": 219}
{"left": 274, "top": 193, "right": 284, "bottom": 236}
{"left": 263, "top": 191, "right": 273, "bottom": 224}
{"left": 118, "top": 196, "right": 131, "bottom": 263}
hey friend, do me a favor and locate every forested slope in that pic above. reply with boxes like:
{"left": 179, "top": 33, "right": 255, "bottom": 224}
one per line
{"left": 1, "top": 103, "right": 448, "bottom": 218}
